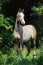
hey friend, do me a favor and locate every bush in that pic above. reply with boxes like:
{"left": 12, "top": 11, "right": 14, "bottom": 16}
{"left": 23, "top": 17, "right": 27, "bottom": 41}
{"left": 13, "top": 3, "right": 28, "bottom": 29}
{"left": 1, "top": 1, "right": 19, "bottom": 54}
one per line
{"left": 0, "top": 14, "right": 15, "bottom": 53}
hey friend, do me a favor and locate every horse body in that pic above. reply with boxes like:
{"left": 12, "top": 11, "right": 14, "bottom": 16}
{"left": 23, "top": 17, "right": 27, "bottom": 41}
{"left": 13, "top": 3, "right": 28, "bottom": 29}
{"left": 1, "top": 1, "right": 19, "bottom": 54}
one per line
{"left": 19, "top": 24, "right": 36, "bottom": 42}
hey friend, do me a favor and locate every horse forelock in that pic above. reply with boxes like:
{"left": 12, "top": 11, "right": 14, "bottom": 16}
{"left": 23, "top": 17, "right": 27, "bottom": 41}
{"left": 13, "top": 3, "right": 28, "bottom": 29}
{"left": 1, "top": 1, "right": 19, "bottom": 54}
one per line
{"left": 17, "top": 11, "right": 24, "bottom": 18}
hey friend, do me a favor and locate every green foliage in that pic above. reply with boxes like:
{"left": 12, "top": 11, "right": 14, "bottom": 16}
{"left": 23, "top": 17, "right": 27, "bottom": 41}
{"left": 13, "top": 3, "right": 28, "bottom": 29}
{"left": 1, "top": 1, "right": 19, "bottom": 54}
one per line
{"left": 31, "top": 5, "right": 43, "bottom": 36}
{"left": 0, "top": 48, "right": 43, "bottom": 65}
{"left": 37, "top": 52, "right": 43, "bottom": 65}
{"left": 31, "top": 6, "right": 43, "bottom": 15}
{"left": 0, "top": 14, "right": 14, "bottom": 31}
{"left": 0, "top": 14, "right": 15, "bottom": 53}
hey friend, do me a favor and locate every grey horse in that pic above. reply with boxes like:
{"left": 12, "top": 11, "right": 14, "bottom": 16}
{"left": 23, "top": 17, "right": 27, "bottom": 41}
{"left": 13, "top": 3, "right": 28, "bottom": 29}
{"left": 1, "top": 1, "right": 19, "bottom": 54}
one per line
{"left": 13, "top": 9, "right": 37, "bottom": 57}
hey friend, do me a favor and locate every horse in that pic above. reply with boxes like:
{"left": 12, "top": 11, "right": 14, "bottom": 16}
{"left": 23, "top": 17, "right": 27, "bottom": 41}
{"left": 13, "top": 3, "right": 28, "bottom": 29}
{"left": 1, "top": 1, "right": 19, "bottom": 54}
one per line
{"left": 13, "top": 9, "right": 37, "bottom": 57}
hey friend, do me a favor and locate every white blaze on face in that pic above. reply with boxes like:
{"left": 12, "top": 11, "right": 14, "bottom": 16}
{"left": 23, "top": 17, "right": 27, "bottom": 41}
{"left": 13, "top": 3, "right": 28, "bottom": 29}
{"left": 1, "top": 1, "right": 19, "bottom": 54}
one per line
{"left": 19, "top": 12, "right": 25, "bottom": 25}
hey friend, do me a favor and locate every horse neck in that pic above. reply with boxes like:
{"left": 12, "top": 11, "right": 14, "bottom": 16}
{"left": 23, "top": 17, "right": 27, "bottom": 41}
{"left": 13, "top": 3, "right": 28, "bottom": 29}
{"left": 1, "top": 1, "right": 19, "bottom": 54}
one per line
{"left": 14, "top": 19, "right": 20, "bottom": 31}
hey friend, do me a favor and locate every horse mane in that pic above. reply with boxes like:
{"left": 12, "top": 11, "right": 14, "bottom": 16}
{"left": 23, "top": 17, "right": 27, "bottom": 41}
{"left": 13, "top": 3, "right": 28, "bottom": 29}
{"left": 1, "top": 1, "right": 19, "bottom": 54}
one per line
{"left": 13, "top": 18, "right": 21, "bottom": 39}
{"left": 14, "top": 19, "right": 18, "bottom": 31}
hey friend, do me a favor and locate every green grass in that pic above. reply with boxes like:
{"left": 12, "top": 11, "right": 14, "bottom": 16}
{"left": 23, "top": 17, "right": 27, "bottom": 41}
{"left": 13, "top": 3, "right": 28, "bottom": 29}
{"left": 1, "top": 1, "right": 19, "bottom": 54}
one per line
{"left": 0, "top": 46, "right": 42, "bottom": 65}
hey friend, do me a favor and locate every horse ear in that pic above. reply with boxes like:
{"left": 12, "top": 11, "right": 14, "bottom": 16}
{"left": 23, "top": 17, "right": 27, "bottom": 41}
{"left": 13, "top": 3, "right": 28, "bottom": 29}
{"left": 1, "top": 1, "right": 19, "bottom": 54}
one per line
{"left": 17, "top": 9, "right": 21, "bottom": 16}
{"left": 18, "top": 9, "right": 21, "bottom": 12}
{"left": 22, "top": 9, "right": 24, "bottom": 12}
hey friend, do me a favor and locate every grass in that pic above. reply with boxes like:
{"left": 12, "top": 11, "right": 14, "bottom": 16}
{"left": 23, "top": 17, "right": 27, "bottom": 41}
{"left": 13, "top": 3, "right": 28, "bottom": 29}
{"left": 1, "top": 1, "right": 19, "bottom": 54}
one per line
{"left": 0, "top": 46, "right": 42, "bottom": 65}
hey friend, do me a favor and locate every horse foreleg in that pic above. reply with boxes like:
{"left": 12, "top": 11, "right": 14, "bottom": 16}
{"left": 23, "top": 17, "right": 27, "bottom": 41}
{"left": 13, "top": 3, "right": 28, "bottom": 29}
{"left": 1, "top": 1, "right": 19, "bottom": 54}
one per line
{"left": 15, "top": 39, "right": 20, "bottom": 54}
{"left": 19, "top": 40, "right": 23, "bottom": 55}
{"left": 16, "top": 44, "right": 20, "bottom": 54}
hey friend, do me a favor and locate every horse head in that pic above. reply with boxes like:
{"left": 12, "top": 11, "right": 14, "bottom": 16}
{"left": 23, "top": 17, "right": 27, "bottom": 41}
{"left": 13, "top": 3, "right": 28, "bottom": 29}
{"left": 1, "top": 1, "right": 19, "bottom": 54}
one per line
{"left": 16, "top": 9, "right": 25, "bottom": 25}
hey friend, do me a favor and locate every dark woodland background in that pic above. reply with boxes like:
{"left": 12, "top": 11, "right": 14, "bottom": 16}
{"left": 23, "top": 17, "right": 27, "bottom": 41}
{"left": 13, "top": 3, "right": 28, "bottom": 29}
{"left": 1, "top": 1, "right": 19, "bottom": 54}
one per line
{"left": 0, "top": 0, "right": 43, "bottom": 65}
